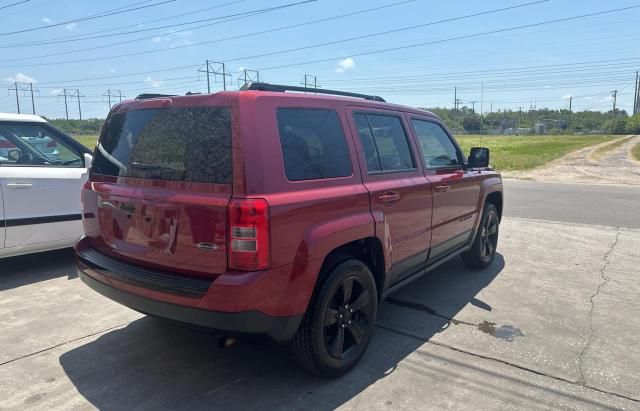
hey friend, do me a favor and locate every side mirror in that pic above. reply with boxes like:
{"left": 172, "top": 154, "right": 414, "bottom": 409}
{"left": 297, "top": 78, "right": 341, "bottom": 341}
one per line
{"left": 468, "top": 147, "right": 490, "bottom": 168}
{"left": 7, "top": 149, "right": 21, "bottom": 162}
{"left": 83, "top": 153, "right": 93, "bottom": 169}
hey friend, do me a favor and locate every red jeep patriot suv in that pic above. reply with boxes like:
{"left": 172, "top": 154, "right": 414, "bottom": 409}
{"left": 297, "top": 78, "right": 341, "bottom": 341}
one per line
{"left": 77, "top": 83, "right": 503, "bottom": 376}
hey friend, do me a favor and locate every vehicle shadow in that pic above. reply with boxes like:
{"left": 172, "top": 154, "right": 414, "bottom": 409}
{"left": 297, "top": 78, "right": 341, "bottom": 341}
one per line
{"left": 59, "top": 255, "right": 504, "bottom": 410}
{"left": 0, "top": 248, "right": 76, "bottom": 291}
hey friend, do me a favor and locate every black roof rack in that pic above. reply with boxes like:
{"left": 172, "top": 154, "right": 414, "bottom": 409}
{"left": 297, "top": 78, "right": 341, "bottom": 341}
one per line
{"left": 135, "top": 93, "right": 178, "bottom": 100}
{"left": 240, "top": 82, "right": 385, "bottom": 102}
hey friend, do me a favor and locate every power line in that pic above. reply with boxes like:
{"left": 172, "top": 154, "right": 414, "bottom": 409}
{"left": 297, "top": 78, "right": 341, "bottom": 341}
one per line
{"left": 0, "top": 0, "right": 247, "bottom": 48}
{"left": 0, "top": 0, "right": 29, "bottom": 12}
{"left": 254, "top": 4, "right": 640, "bottom": 71}
{"left": 0, "top": 0, "right": 316, "bottom": 56}
{"left": 0, "top": 0, "right": 175, "bottom": 37}
{"left": 1, "top": 0, "right": 542, "bottom": 67}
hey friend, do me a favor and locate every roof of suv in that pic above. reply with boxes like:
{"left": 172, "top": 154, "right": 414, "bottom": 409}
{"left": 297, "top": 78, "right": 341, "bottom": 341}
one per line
{"left": 125, "top": 87, "right": 438, "bottom": 119}
{"left": 0, "top": 112, "right": 47, "bottom": 123}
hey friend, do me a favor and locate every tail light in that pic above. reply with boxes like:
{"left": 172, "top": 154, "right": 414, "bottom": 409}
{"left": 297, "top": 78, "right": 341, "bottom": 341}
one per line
{"left": 228, "top": 198, "right": 270, "bottom": 271}
{"left": 47, "top": 140, "right": 58, "bottom": 148}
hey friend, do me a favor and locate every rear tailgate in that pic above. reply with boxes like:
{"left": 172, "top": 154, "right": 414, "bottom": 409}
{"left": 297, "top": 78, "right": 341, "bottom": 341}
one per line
{"left": 82, "top": 102, "right": 232, "bottom": 277}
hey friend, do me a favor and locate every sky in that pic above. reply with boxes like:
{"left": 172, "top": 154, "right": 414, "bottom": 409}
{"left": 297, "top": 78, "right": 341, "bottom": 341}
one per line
{"left": 0, "top": 0, "right": 639, "bottom": 119}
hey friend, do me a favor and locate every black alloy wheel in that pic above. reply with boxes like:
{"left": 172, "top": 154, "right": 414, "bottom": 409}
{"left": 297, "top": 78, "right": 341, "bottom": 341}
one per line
{"left": 292, "top": 258, "right": 377, "bottom": 377}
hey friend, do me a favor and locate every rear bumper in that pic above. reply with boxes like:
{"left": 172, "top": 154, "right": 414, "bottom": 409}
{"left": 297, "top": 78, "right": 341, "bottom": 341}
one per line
{"left": 79, "top": 270, "right": 303, "bottom": 342}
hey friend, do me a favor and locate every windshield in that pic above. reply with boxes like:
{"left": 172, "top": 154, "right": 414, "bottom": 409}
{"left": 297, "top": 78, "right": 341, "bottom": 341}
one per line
{"left": 93, "top": 106, "right": 232, "bottom": 183}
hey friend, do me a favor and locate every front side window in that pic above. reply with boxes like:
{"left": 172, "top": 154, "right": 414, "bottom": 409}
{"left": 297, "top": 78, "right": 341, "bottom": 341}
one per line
{"left": 276, "top": 108, "right": 352, "bottom": 181}
{"left": 0, "top": 123, "right": 82, "bottom": 167}
{"left": 411, "top": 119, "right": 460, "bottom": 169}
{"left": 93, "top": 106, "right": 232, "bottom": 183}
{"left": 353, "top": 113, "right": 415, "bottom": 173}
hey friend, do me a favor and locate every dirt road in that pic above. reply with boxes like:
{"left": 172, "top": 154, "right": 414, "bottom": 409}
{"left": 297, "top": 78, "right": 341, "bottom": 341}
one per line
{"left": 506, "top": 135, "right": 640, "bottom": 185}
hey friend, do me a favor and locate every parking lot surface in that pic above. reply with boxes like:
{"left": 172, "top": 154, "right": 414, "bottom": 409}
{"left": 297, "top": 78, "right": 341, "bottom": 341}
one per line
{"left": 1, "top": 181, "right": 639, "bottom": 410}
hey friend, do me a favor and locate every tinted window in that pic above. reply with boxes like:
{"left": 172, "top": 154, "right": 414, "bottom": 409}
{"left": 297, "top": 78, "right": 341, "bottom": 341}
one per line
{"left": 411, "top": 120, "right": 460, "bottom": 169}
{"left": 0, "top": 123, "right": 82, "bottom": 167}
{"left": 276, "top": 108, "right": 352, "bottom": 181}
{"left": 354, "top": 113, "right": 415, "bottom": 172}
{"left": 93, "top": 107, "right": 232, "bottom": 183}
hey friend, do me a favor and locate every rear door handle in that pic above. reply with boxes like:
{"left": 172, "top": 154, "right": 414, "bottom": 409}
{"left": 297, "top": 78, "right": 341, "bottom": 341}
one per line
{"left": 6, "top": 183, "right": 33, "bottom": 189}
{"left": 377, "top": 192, "right": 400, "bottom": 203}
{"left": 435, "top": 184, "right": 451, "bottom": 193}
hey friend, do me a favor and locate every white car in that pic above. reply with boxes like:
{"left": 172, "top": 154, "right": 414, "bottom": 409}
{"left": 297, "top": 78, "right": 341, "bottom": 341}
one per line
{"left": 0, "top": 113, "right": 93, "bottom": 258}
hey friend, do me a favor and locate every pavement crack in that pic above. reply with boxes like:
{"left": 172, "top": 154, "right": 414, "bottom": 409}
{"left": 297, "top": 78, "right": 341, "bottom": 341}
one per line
{"left": 384, "top": 297, "right": 476, "bottom": 327}
{"left": 577, "top": 227, "right": 620, "bottom": 386}
{"left": 0, "top": 322, "right": 131, "bottom": 367}
{"left": 376, "top": 323, "right": 639, "bottom": 404}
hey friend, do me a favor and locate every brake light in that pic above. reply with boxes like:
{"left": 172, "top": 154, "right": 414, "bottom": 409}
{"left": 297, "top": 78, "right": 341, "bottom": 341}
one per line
{"left": 228, "top": 198, "right": 270, "bottom": 271}
{"left": 47, "top": 140, "right": 58, "bottom": 148}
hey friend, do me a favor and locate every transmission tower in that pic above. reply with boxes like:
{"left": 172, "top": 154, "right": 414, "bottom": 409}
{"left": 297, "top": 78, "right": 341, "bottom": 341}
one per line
{"left": 198, "top": 60, "right": 231, "bottom": 93}
{"left": 8, "top": 82, "right": 39, "bottom": 114}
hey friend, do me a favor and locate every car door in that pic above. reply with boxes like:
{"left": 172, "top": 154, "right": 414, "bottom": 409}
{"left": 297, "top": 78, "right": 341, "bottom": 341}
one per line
{"left": 0, "top": 122, "right": 87, "bottom": 251}
{"left": 408, "top": 116, "right": 481, "bottom": 261}
{"left": 346, "top": 107, "right": 432, "bottom": 286}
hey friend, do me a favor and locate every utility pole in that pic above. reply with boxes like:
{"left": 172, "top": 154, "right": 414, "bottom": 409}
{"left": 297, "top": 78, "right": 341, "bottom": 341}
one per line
{"left": 610, "top": 90, "right": 617, "bottom": 134}
{"left": 104, "top": 89, "right": 124, "bottom": 108}
{"left": 469, "top": 100, "right": 478, "bottom": 113}
{"left": 237, "top": 69, "right": 260, "bottom": 89}
{"left": 8, "top": 82, "right": 39, "bottom": 114}
{"left": 454, "top": 86, "right": 457, "bottom": 110}
{"left": 480, "top": 82, "right": 484, "bottom": 116}
{"left": 61, "top": 89, "right": 69, "bottom": 120}
{"left": 29, "top": 83, "right": 35, "bottom": 114}
{"left": 76, "top": 89, "right": 82, "bottom": 120}
{"left": 304, "top": 74, "right": 318, "bottom": 90}
{"left": 569, "top": 96, "right": 572, "bottom": 112}
{"left": 12, "top": 82, "right": 20, "bottom": 113}
{"left": 198, "top": 60, "right": 230, "bottom": 92}
{"left": 633, "top": 71, "right": 640, "bottom": 116}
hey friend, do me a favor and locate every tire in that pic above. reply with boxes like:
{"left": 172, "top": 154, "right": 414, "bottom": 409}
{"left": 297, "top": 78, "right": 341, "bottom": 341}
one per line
{"left": 291, "top": 258, "right": 378, "bottom": 377}
{"left": 461, "top": 203, "right": 499, "bottom": 269}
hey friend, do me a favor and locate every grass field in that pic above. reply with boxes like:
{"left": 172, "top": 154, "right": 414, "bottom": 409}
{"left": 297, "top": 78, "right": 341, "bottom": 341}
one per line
{"left": 632, "top": 142, "right": 640, "bottom": 162}
{"left": 455, "top": 135, "right": 616, "bottom": 171}
{"left": 74, "top": 134, "right": 99, "bottom": 149}
{"left": 590, "top": 135, "right": 634, "bottom": 160}
{"left": 72, "top": 134, "right": 617, "bottom": 172}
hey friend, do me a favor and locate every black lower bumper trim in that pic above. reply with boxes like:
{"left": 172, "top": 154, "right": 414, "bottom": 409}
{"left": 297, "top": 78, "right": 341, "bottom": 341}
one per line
{"left": 79, "top": 271, "right": 303, "bottom": 342}
{"left": 78, "top": 248, "right": 213, "bottom": 297}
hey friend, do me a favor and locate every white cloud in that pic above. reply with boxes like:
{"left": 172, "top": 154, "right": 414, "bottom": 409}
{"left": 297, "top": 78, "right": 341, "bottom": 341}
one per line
{"left": 50, "top": 88, "right": 62, "bottom": 95}
{"left": 109, "top": 68, "right": 116, "bottom": 73}
{"left": 152, "top": 36, "right": 162, "bottom": 42}
{"left": 144, "top": 76, "right": 164, "bottom": 88}
{"left": 4, "top": 73, "right": 36, "bottom": 83}
{"left": 65, "top": 22, "right": 77, "bottom": 30}
{"left": 42, "top": 17, "right": 53, "bottom": 24}
{"left": 561, "top": 94, "right": 572, "bottom": 100}
{"left": 335, "top": 57, "right": 355, "bottom": 73}
{"left": 237, "top": 66, "right": 245, "bottom": 72}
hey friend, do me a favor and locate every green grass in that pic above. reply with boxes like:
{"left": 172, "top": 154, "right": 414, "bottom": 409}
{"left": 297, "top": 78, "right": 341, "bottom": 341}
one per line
{"left": 74, "top": 133, "right": 618, "bottom": 172}
{"left": 631, "top": 142, "right": 640, "bottom": 162}
{"left": 590, "top": 136, "right": 634, "bottom": 160}
{"left": 73, "top": 134, "right": 98, "bottom": 149}
{"left": 454, "top": 135, "right": 617, "bottom": 171}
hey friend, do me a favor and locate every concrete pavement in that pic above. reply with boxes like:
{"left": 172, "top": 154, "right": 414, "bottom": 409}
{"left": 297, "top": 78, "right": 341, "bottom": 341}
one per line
{"left": 1, "top": 181, "right": 640, "bottom": 410}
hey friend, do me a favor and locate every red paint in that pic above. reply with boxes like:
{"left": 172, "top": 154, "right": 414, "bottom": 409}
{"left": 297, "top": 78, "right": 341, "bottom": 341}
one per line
{"left": 78, "top": 90, "right": 502, "bottom": 323}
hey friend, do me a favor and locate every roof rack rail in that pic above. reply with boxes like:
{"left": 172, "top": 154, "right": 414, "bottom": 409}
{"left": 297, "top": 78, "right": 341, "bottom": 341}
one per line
{"left": 240, "top": 82, "right": 385, "bottom": 102}
{"left": 135, "top": 93, "right": 178, "bottom": 100}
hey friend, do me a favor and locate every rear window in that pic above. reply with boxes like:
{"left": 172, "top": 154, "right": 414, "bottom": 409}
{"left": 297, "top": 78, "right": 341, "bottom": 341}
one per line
{"left": 93, "top": 106, "right": 232, "bottom": 184}
{"left": 276, "top": 108, "right": 352, "bottom": 181}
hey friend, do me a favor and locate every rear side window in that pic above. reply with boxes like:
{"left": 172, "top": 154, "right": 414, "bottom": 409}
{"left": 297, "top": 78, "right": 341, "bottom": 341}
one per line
{"left": 411, "top": 119, "right": 460, "bottom": 169}
{"left": 93, "top": 106, "right": 232, "bottom": 183}
{"left": 276, "top": 108, "right": 352, "bottom": 181}
{"left": 353, "top": 113, "right": 415, "bottom": 173}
